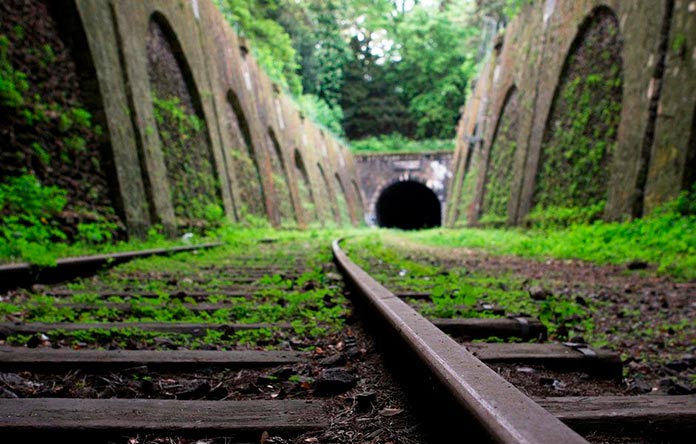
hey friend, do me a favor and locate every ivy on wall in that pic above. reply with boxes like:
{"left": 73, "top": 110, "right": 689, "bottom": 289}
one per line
{"left": 147, "top": 17, "right": 223, "bottom": 230}
{"left": 531, "top": 7, "right": 623, "bottom": 225}
{"left": 267, "top": 131, "right": 295, "bottom": 226}
{"left": 334, "top": 175, "right": 351, "bottom": 226}
{"left": 454, "top": 146, "right": 480, "bottom": 226}
{"left": 152, "top": 95, "right": 222, "bottom": 227}
{"left": 481, "top": 87, "right": 520, "bottom": 223}
{"left": 294, "top": 151, "right": 317, "bottom": 223}
{"left": 0, "top": 0, "right": 122, "bottom": 246}
{"left": 226, "top": 93, "right": 266, "bottom": 219}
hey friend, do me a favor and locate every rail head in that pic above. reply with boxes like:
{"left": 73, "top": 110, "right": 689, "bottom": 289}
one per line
{"left": 332, "top": 238, "right": 589, "bottom": 444}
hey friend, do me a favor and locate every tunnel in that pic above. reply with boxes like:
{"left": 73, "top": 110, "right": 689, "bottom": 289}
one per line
{"left": 375, "top": 180, "right": 442, "bottom": 230}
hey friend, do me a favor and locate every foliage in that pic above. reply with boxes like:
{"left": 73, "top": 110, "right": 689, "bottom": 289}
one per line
{"left": 152, "top": 94, "right": 223, "bottom": 229}
{"left": 296, "top": 94, "right": 344, "bottom": 136}
{"left": 407, "top": 197, "right": 696, "bottom": 281}
{"left": 532, "top": 11, "right": 622, "bottom": 223}
{"left": 390, "top": 4, "right": 479, "bottom": 138}
{"left": 481, "top": 89, "right": 519, "bottom": 220}
{"left": 0, "top": 174, "right": 67, "bottom": 265}
{"left": 1, "top": 229, "right": 353, "bottom": 349}
{"left": 350, "top": 133, "right": 453, "bottom": 154}
{"left": 0, "top": 34, "right": 28, "bottom": 107}
{"left": 213, "top": 0, "right": 302, "bottom": 96}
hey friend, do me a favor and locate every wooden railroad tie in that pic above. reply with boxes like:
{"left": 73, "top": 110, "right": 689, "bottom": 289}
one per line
{"left": 0, "top": 398, "right": 327, "bottom": 436}
{"left": 0, "top": 347, "right": 308, "bottom": 371}
{"left": 464, "top": 342, "right": 622, "bottom": 379}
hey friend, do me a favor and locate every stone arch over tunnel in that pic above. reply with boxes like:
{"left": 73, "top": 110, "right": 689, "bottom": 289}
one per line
{"left": 376, "top": 180, "right": 442, "bottom": 230}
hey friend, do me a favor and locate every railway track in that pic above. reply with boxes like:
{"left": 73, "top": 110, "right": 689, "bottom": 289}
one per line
{"left": 0, "top": 235, "right": 693, "bottom": 443}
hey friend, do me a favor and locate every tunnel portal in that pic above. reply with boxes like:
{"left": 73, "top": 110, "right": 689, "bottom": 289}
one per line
{"left": 375, "top": 181, "right": 441, "bottom": 230}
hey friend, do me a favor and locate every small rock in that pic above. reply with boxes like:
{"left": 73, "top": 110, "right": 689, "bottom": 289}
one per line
{"left": 325, "top": 272, "right": 342, "bottom": 282}
{"left": 238, "top": 383, "right": 259, "bottom": 394}
{"left": 528, "top": 286, "right": 551, "bottom": 301}
{"left": 313, "top": 368, "right": 356, "bottom": 396}
{"left": 569, "top": 336, "right": 586, "bottom": 344}
{"left": 0, "top": 387, "right": 18, "bottom": 398}
{"left": 665, "top": 358, "right": 696, "bottom": 372}
{"left": 515, "top": 367, "right": 535, "bottom": 374}
{"left": 627, "top": 380, "right": 652, "bottom": 394}
{"left": 659, "top": 378, "right": 693, "bottom": 395}
{"left": 270, "top": 367, "right": 297, "bottom": 380}
{"left": 344, "top": 346, "right": 362, "bottom": 359}
{"left": 318, "top": 353, "right": 346, "bottom": 367}
{"left": 379, "top": 407, "right": 403, "bottom": 417}
{"left": 176, "top": 381, "right": 210, "bottom": 400}
{"left": 256, "top": 375, "right": 279, "bottom": 385}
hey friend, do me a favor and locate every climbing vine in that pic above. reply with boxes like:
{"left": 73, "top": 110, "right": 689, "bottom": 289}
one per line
{"left": 147, "top": 16, "right": 223, "bottom": 230}
{"left": 152, "top": 95, "right": 222, "bottom": 228}
{"left": 481, "top": 88, "right": 520, "bottom": 223}
{"left": 532, "top": 8, "right": 623, "bottom": 226}
{"left": 294, "top": 153, "right": 316, "bottom": 224}
{"left": 226, "top": 97, "right": 265, "bottom": 219}
{"left": 334, "top": 176, "right": 351, "bottom": 226}
{"left": 1, "top": 0, "right": 123, "bottom": 251}
{"left": 454, "top": 147, "right": 480, "bottom": 226}
{"left": 266, "top": 133, "right": 295, "bottom": 226}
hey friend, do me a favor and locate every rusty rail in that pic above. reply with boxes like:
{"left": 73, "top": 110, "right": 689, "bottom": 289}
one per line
{"left": 332, "top": 238, "right": 589, "bottom": 444}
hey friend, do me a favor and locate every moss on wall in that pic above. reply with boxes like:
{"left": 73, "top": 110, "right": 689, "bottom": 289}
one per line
{"left": 266, "top": 131, "right": 295, "bottom": 226}
{"left": 454, "top": 149, "right": 479, "bottom": 226}
{"left": 531, "top": 7, "right": 623, "bottom": 224}
{"left": 334, "top": 175, "right": 350, "bottom": 226}
{"left": 0, "top": 0, "right": 121, "bottom": 240}
{"left": 481, "top": 87, "right": 520, "bottom": 223}
{"left": 226, "top": 92, "right": 265, "bottom": 219}
{"left": 294, "top": 151, "right": 316, "bottom": 223}
{"left": 147, "top": 15, "right": 222, "bottom": 229}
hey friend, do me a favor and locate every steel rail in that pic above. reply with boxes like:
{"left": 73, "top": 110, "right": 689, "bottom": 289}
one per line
{"left": 332, "top": 238, "right": 589, "bottom": 444}
{"left": 0, "top": 242, "right": 223, "bottom": 291}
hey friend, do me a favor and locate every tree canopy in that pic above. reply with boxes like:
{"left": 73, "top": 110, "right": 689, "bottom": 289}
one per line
{"left": 213, "top": 0, "right": 527, "bottom": 145}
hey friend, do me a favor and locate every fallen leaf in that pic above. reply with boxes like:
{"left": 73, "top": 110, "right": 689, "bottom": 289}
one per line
{"left": 379, "top": 408, "right": 403, "bottom": 417}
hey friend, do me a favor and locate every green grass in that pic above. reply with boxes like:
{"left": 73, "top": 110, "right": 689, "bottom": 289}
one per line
{"left": 2, "top": 228, "right": 358, "bottom": 349}
{"left": 350, "top": 133, "right": 454, "bottom": 154}
{"left": 407, "top": 211, "right": 695, "bottom": 281}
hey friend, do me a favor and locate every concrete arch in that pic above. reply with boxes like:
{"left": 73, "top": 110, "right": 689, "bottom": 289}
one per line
{"left": 294, "top": 149, "right": 317, "bottom": 225}
{"left": 226, "top": 88, "right": 266, "bottom": 218}
{"left": 531, "top": 6, "right": 623, "bottom": 220}
{"left": 317, "top": 163, "right": 340, "bottom": 224}
{"left": 480, "top": 85, "right": 520, "bottom": 223}
{"left": 334, "top": 173, "right": 351, "bottom": 226}
{"left": 267, "top": 128, "right": 296, "bottom": 226}
{"left": 146, "top": 11, "right": 225, "bottom": 230}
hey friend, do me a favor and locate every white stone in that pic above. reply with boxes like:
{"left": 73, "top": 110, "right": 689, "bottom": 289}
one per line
{"left": 543, "top": 0, "right": 556, "bottom": 23}
{"left": 192, "top": 0, "right": 200, "bottom": 20}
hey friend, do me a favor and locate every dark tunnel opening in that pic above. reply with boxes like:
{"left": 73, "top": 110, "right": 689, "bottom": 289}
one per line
{"left": 376, "top": 181, "right": 442, "bottom": 230}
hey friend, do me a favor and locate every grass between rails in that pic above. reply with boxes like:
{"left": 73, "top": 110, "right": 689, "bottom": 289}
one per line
{"left": 343, "top": 234, "right": 585, "bottom": 340}
{"left": 342, "top": 232, "right": 695, "bottom": 380}
{"left": 1, "top": 229, "right": 356, "bottom": 350}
